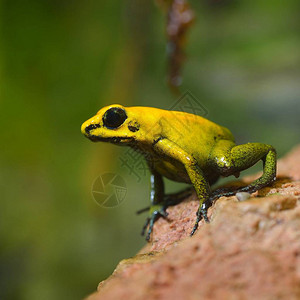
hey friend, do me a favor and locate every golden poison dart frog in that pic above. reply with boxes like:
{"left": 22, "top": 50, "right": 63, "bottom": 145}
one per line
{"left": 81, "top": 105, "right": 276, "bottom": 241}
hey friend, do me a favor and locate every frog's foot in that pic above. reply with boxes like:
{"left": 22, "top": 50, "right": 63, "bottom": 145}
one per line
{"left": 211, "top": 182, "right": 269, "bottom": 201}
{"left": 190, "top": 200, "right": 210, "bottom": 236}
{"left": 210, "top": 186, "right": 240, "bottom": 199}
{"left": 190, "top": 183, "right": 270, "bottom": 236}
{"left": 190, "top": 186, "right": 251, "bottom": 236}
{"left": 141, "top": 204, "right": 169, "bottom": 242}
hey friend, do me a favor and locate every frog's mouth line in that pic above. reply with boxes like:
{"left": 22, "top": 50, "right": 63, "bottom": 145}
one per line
{"left": 86, "top": 135, "right": 134, "bottom": 144}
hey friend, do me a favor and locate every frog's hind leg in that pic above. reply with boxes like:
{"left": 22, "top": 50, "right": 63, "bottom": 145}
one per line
{"left": 210, "top": 140, "right": 277, "bottom": 201}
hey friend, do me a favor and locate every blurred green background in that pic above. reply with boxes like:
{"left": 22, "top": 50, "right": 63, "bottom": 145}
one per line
{"left": 1, "top": 0, "right": 299, "bottom": 299}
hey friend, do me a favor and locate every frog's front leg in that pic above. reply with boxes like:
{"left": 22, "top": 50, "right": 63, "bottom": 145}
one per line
{"left": 152, "top": 138, "right": 211, "bottom": 239}
{"left": 211, "top": 140, "right": 277, "bottom": 198}
{"left": 141, "top": 168, "right": 168, "bottom": 241}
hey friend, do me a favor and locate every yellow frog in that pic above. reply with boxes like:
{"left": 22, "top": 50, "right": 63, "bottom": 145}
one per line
{"left": 81, "top": 105, "right": 276, "bottom": 241}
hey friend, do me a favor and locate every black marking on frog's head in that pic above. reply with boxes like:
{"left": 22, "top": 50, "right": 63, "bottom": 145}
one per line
{"left": 128, "top": 120, "right": 140, "bottom": 132}
{"left": 85, "top": 123, "right": 100, "bottom": 135}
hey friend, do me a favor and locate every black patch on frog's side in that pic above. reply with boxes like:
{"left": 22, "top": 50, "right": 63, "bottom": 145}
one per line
{"left": 214, "top": 134, "right": 222, "bottom": 141}
{"left": 85, "top": 123, "right": 100, "bottom": 135}
{"left": 128, "top": 121, "right": 140, "bottom": 132}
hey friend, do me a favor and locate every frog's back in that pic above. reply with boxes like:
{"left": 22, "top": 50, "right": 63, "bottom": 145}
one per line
{"left": 160, "top": 110, "right": 233, "bottom": 166}
{"left": 129, "top": 106, "right": 233, "bottom": 140}
{"left": 161, "top": 110, "right": 233, "bottom": 142}
{"left": 129, "top": 106, "right": 234, "bottom": 169}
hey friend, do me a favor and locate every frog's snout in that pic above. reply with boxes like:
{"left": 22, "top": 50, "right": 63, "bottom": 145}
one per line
{"left": 81, "top": 119, "right": 100, "bottom": 137}
{"left": 84, "top": 123, "right": 100, "bottom": 135}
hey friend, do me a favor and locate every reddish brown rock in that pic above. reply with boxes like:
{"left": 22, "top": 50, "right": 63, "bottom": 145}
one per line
{"left": 87, "top": 145, "right": 300, "bottom": 300}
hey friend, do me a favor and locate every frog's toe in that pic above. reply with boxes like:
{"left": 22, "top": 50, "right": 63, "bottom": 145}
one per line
{"left": 190, "top": 201, "right": 210, "bottom": 236}
{"left": 142, "top": 206, "right": 169, "bottom": 241}
{"left": 159, "top": 207, "right": 168, "bottom": 218}
{"left": 143, "top": 213, "right": 159, "bottom": 241}
{"left": 136, "top": 206, "right": 150, "bottom": 215}
{"left": 145, "top": 216, "right": 157, "bottom": 241}
{"left": 141, "top": 217, "right": 150, "bottom": 236}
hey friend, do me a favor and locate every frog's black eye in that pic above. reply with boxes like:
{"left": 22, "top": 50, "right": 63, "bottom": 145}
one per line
{"left": 102, "top": 107, "right": 127, "bottom": 129}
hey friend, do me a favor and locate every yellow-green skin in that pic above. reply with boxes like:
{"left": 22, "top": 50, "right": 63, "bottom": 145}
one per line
{"left": 81, "top": 104, "right": 277, "bottom": 241}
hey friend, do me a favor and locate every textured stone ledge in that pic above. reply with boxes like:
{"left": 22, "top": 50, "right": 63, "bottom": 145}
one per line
{"left": 87, "top": 145, "right": 300, "bottom": 300}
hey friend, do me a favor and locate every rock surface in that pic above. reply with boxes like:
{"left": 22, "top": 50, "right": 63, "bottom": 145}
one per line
{"left": 87, "top": 145, "right": 300, "bottom": 300}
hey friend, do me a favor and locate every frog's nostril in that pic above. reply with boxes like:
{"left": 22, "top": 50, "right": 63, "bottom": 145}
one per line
{"left": 85, "top": 124, "right": 100, "bottom": 135}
